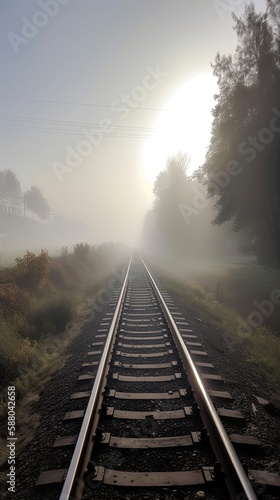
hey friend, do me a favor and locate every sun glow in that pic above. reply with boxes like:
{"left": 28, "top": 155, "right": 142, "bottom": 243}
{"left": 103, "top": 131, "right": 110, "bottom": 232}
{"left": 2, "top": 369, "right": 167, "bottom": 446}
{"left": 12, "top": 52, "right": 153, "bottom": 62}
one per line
{"left": 143, "top": 73, "right": 218, "bottom": 185}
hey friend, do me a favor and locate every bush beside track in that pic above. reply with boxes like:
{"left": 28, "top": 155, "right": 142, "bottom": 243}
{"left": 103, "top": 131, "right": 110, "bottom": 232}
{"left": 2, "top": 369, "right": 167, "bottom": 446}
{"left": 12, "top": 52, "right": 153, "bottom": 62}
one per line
{"left": 0, "top": 243, "right": 128, "bottom": 426}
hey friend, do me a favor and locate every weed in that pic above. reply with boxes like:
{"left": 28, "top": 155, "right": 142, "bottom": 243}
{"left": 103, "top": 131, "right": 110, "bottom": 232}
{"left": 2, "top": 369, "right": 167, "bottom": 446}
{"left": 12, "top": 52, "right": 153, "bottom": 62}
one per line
{"left": 29, "top": 293, "right": 76, "bottom": 338}
{"left": 0, "top": 283, "right": 30, "bottom": 319}
{"left": 15, "top": 250, "right": 50, "bottom": 291}
{"left": 73, "top": 242, "right": 90, "bottom": 261}
{"left": 156, "top": 268, "right": 280, "bottom": 395}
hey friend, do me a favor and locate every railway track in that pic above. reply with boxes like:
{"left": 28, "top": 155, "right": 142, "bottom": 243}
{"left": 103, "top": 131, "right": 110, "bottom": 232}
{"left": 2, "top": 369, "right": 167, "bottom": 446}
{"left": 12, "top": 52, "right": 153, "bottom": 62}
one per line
{"left": 36, "top": 254, "right": 280, "bottom": 499}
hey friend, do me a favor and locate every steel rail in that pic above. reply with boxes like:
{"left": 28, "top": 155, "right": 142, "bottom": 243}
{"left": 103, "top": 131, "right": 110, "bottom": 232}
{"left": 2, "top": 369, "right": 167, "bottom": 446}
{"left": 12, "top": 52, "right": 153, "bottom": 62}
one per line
{"left": 140, "top": 255, "right": 257, "bottom": 500}
{"left": 59, "top": 257, "right": 132, "bottom": 500}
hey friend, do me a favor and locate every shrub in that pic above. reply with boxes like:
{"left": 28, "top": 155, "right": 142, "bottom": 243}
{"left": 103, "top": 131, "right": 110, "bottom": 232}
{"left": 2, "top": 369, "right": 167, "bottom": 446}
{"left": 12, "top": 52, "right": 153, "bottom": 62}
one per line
{"left": 29, "top": 293, "right": 75, "bottom": 337}
{"left": 15, "top": 250, "right": 50, "bottom": 291}
{"left": 60, "top": 246, "right": 68, "bottom": 257}
{"left": 49, "top": 263, "right": 71, "bottom": 289}
{"left": 73, "top": 242, "right": 90, "bottom": 261}
{"left": 0, "top": 283, "right": 31, "bottom": 319}
{"left": 0, "top": 265, "right": 16, "bottom": 284}
{"left": 0, "top": 321, "right": 34, "bottom": 388}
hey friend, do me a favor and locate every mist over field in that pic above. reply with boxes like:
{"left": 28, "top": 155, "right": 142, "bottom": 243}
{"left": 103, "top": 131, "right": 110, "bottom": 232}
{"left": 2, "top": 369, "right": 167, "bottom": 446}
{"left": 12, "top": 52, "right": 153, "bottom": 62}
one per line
{"left": 2, "top": 5, "right": 280, "bottom": 500}
{"left": 1, "top": 0, "right": 279, "bottom": 274}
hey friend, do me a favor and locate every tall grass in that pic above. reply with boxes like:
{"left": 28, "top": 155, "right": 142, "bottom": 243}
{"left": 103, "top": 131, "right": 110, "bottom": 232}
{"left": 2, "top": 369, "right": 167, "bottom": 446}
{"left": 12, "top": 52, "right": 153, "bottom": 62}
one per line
{"left": 28, "top": 292, "right": 76, "bottom": 339}
{"left": 157, "top": 271, "right": 280, "bottom": 395}
{"left": 0, "top": 243, "right": 128, "bottom": 468}
{"left": 0, "top": 320, "right": 34, "bottom": 392}
{"left": 0, "top": 244, "right": 128, "bottom": 417}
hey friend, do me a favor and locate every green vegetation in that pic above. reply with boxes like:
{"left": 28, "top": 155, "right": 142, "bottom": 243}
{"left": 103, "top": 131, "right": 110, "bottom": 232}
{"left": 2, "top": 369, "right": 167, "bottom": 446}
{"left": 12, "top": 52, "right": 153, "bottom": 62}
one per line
{"left": 143, "top": 3, "right": 280, "bottom": 267}
{"left": 28, "top": 293, "right": 76, "bottom": 338}
{"left": 153, "top": 263, "right": 280, "bottom": 395}
{"left": 143, "top": 153, "right": 237, "bottom": 259}
{"left": 0, "top": 243, "right": 128, "bottom": 432}
{"left": 199, "top": 2, "right": 280, "bottom": 264}
{"left": 176, "top": 261, "right": 280, "bottom": 331}
{"left": 0, "top": 316, "right": 81, "bottom": 467}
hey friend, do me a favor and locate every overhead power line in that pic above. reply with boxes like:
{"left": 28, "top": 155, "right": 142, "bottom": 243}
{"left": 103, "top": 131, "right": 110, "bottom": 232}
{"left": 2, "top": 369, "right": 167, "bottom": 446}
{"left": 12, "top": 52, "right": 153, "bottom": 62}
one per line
{"left": 1, "top": 97, "right": 167, "bottom": 112}
{"left": 0, "top": 114, "right": 158, "bottom": 139}
{"left": 0, "top": 127, "right": 157, "bottom": 139}
{"left": 0, "top": 115, "right": 157, "bottom": 131}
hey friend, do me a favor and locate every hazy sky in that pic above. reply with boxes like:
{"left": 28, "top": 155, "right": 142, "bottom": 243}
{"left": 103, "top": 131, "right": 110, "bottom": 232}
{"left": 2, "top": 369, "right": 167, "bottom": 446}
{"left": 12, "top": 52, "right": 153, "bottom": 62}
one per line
{"left": 1, "top": 0, "right": 267, "bottom": 245}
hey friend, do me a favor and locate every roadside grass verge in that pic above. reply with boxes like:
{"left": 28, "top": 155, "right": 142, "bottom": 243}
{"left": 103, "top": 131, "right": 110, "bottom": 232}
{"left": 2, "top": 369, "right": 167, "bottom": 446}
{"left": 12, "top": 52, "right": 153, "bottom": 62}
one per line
{"left": 154, "top": 267, "right": 280, "bottom": 396}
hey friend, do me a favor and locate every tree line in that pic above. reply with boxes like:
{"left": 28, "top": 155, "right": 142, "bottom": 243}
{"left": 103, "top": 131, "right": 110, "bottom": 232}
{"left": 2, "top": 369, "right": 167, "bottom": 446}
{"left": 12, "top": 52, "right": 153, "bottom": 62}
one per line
{"left": 0, "top": 169, "right": 50, "bottom": 220}
{"left": 198, "top": 0, "right": 280, "bottom": 263}
{"left": 144, "top": 0, "right": 280, "bottom": 265}
{"left": 143, "top": 153, "right": 242, "bottom": 259}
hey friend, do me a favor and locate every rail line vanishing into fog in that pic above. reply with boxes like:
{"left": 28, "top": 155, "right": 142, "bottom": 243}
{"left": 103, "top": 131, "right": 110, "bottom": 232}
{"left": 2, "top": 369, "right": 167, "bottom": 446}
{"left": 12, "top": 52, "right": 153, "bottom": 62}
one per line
{"left": 36, "top": 254, "right": 280, "bottom": 500}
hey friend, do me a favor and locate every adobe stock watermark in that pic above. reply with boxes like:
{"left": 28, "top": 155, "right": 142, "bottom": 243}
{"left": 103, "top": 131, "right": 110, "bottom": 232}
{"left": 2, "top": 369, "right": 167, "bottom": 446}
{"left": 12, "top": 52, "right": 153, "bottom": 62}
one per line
{"left": 7, "top": 0, "right": 72, "bottom": 54}
{"left": 179, "top": 107, "right": 280, "bottom": 225}
{"left": 6, "top": 386, "right": 16, "bottom": 494}
{"left": 213, "top": 0, "right": 243, "bottom": 21}
{"left": 76, "top": 266, "right": 127, "bottom": 319}
{"left": 52, "top": 65, "right": 168, "bottom": 183}
{"left": 223, "top": 289, "right": 280, "bottom": 353}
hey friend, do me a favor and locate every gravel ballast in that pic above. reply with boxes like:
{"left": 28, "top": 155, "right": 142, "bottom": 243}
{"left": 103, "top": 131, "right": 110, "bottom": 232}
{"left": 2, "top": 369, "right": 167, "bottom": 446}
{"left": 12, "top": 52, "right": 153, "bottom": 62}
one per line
{"left": 1, "top": 263, "right": 280, "bottom": 500}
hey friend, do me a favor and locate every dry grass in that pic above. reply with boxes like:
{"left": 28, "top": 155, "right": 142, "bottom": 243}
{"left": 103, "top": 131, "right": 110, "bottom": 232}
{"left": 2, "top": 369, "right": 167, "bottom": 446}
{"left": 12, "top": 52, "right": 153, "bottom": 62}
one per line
{"left": 0, "top": 283, "right": 31, "bottom": 319}
{"left": 0, "top": 320, "right": 81, "bottom": 468}
{"left": 0, "top": 243, "right": 128, "bottom": 469}
{"left": 28, "top": 292, "right": 76, "bottom": 339}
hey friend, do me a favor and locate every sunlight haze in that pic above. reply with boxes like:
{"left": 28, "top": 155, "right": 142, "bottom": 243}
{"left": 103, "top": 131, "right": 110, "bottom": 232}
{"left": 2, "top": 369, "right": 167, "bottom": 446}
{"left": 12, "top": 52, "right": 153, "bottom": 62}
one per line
{"left": 0, "top": 0, "right": 267, "bottom": 251}
{"left": 143, "top": 73, "right": 219, "bottom": 184}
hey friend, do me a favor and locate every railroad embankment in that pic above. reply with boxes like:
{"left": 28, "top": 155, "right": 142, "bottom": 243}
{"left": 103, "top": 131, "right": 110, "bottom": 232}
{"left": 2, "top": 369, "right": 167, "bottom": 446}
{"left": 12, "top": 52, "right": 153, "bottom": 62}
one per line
{"left": 0, "top": 243, "right": 128, "bottom": 466}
